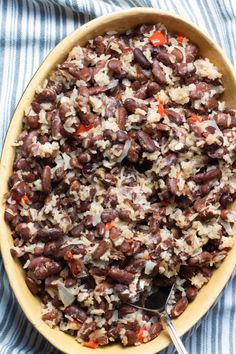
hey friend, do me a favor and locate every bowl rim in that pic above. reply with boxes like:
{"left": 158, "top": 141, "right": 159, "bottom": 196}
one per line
{"left": 0, "top": 7, "right": 236, "bottom": 354}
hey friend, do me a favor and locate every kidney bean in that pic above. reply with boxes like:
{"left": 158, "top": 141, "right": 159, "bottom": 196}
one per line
{"left": 116, "top": 106, "right": 127, "bottom": 130}
{"left": 185, "top": 43, "right": 198, "bottom": 62}
{"left": 70, "top": 222, "right": 84, "bottom": 237}
{"left": 200, "top": 184, "right": 211, "bottom": 196}
{"left": 25, "top": 276, "right": 39, "bottom": 294}
{"left": 171, "top": 47, "right": 183, "bottom": 62}
{"left": 31, "top": 100, "right": 41, "bottom": 113}
{"left": 96, "top": 222, "right": 106, "bottom": 237}
{"left": 65, "top": 278, "right": 77, "bottom": 288}
{"left": 116, "top": 130, "right": 128, "bottom": 143}
{"left": 118, "top": 304, "right": 136, "bottom": 317}
{"left": 69, "top": 66, "right": 92, "bottom": 82}
{"left": 147, "top": 81, "right": 161, "bottom": 96}
{"left": 220, "top": 193, "right": 233, "bottom": 208}
{"left": 101, "top": 209, "right": 118, "bottom": 223}
{"left": 37, "top": 228, "right": 64, "bottom": 242}
{"left": 27, "top": 115, "right": 40, "bottom": 129}
{"left": 133, "top": 48, "right": 151, "bottom": 69}
{"left": 15, "top": 223, "right": 31, "bottom": 241}
{"left": 65, "top": 305, "right": 87, "bottom": 322}
{"left": 149, "top": 322, "right": 162, "bottom": 340}
{"left": 213, "top": 112, "right": 236, "bottom": 129}
{"left": 136, "top": 130, "right": 156, "bottom": 152}
{"left": 152, "top": 60, "right": 166, "bottom": 85}
{"left": 124, "top": 98, "right": 148, "bottom": 114}
{"left": 125, "top": 330, "right": 136, "bottom": 346}
{"left": 108, "top": 268, "right": 134, "bottom": 284}
{"left": 165, "top": 109, "right": 183, "bottom": 125}
{"left": 156, "top": 51, "right": 174, "bottom": 67}
{"left": 167, "top": 177, "right": 178, "bottom": 195}
{"left": 114, "top": 284, "right": 129, "bottom": 302}
{"left": 42, "top": 166, "right": 52, "bottom": 194}
{"left": 23, "top": 130, "right": 39, "bottom": 155}
{"left": 36, "top": 88, "right": 57, "bottom": 103}
{"left": 43, "top": 240, "right": 62, "bottom": 256}
{"left": 42, "top": 310, "right": 59, "bottom": 324}
{"left": 160, "top": 153, "right": 177, "bottom": 177}
{"left": 4, "top": 204, "right": 18, "bottom": 222}
{"left": 186, "top": 286, "right": 198, "bottom": 301}
{"left": 92, "top": 240, "right": 110, "bottom": 260}
{"left": 28, "top": 256, "right": 62, "bottom": 280}
{"left": 194, "top": 168, "right": 222, "bottom": 184}
{"left": 188, "top": 251, "right": 212, "bottom": 266}
{"left": 107, "top": 59, "right": 125, "bottom": 79}
{"left": 175, "top": 63, "right": 195, "bottom": 77}
{"left": 118, "top": 209, "right": 131, "bottom": 222}
{"left": 190, "top": 82, "right": 209, "bottom": 100}
{"left": 172, "top": 296, "right": 188, "bottom": 317}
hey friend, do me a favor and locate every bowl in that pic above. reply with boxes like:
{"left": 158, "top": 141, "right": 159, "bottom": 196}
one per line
{"left": 0, "top": 7, "right": 236, "bottom": 354}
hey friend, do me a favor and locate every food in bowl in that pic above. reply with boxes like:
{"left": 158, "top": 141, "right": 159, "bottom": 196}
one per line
{"left": 5, "top": 22, "right": 236, "bottom": 348}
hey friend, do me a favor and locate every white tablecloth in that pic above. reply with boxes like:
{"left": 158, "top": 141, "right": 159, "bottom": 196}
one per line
{"left": 0, "top": 1, "right": 235, "bottom": 353}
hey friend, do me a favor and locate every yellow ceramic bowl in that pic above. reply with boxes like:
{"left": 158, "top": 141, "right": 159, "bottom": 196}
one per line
{"left": 0, "top": 7, "right": 236, "bottom": 354}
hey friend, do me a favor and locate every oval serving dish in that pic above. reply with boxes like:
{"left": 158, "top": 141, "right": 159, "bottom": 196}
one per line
{"left": 0, "top": 7, "right": 236, "bottom": 354}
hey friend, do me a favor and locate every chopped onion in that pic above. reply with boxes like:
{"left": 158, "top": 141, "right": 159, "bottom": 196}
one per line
{"left": 144, "top": 260, "right": 156, "bottom": 275}
{"left": 106, "top": 80, "right": 119, "bottom": 90}
{"left": 58, "top": 282, "right": 75, "bottom": 307}
{"left": 117, "top": 139, "right": 131, "bottom": 162}
{"left": 220, "top": 220, "right": 233, "bottom": 235}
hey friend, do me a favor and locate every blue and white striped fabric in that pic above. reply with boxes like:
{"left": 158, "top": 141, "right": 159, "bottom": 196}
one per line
{"left": 0, "top": 1, "right": 235, "bottom": 353}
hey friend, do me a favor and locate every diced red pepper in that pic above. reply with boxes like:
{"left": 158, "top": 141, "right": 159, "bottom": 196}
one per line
{"left": 157, "top": 103, "right": 165, "bottom": 118}
{"left": 136, "top": 326, "right": 147, "bottom": 342}
{"left": 149, "top": 31, "right": 167, "bottom": 47}
{"left": 68, "top": 259, "right": 79, "bottom": 277}
{"left": 187, "top": 115, "right": 202, "bottom": 123}
{"left": 64, "top": 250, "right": 73, "bottom": 261}
{"left": 14, "top": 194, "right": 29, "bottom": 204}
{"left": 82, "top": 341, "right": 99, "bottom": 349}
{"left": 176, "top": 35, "right": 184, "bottom": 44}
{"left": 75, "top": 123, "right": 94, "bottom": 135}
{"left": 105, "top": 221, "right": 113, "bottom": 230}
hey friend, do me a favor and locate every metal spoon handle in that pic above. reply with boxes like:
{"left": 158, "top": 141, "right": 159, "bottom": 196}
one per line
{"left": 161, "top": 313, "right": 188, "bottom": 354}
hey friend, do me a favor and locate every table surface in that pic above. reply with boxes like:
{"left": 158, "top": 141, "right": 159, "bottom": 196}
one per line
{"left": 0, "top": 0, "right": 235, "bottom": 353}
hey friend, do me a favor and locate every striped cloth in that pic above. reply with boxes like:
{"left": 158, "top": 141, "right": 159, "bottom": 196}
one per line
{"left": 0, "top": 1, "right": 235, "bottom": 353}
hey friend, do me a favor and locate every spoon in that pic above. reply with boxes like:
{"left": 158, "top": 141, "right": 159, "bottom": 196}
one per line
{"left": 128, "top": 284, "right": 188, "bottom": 354}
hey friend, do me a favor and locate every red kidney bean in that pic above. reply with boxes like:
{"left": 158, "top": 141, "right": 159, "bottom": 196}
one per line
{"left": 213, "top": 112, "right": 236, "bottom": 129}
{"left": 118, "top": 304, "right": 136, "bottom": 317}
{"left": 27, "top": 115, "right": 40, "bottom": 129}
{"left": 194, "top": 168, "right": 222, "bottom": 184}
{"left": 114, "top": 284, "right": 129, "bottom": 302}
{"left": 220, "top": 193, "right": 233, "bottom": 208}
{"left": 36, "top": 88, "right": 57, "bottom": 103}
{"left": 124, "top": 98, "right": 148, "bottom": 114}
{"left": 172, "top": 296, "right": 188, "bottom": 317}
{"left": 15, "top": 223, "right": 32, "bottom": 241}
{"left": 108, "top": 268, "right": 135, "bottom": 284}
{"left": 165, "top": 109, "right": 183, "bottom": 125}
{"left": 186, "top": 286, "right": 198, "bottom": 301}
{"left": 25, "top": 276, "right": 39, "bottom": 294}
{"left": 92, "top": 240, "right": 110, "bottom": 260}
{"left": 37, "top": 228, "right": 64, "bottom": 242}
{"left": 160, "top": 153, "right": 177, "bottom": 176}
{"left": 4, "top": 204, "right": 18, "bottom": 222}
{"left": 188, "top": 251, "right": 212, "bottom": 266}
{"left": 108, "top": 59, "right": 125, "bottom": 79}
{"left": 28, "top": 256, "right": 62, "bottom": 279}
{"left": 200, "top": 184, "right": 211, "bottom": 196}
{"left": 171, "top": 47, "right": 183, "bottom": 62}
{"left": 42, "top": 310, "right": 60, "bottom": 324}
{"left": 31, "top": 100, "right": 41, "bottom": 113}
{"left": 156, "top": 50, "right": 174, "bottom": 67}
{"left": 167, "top": 177, "right": 178, "bottom": 195}
{"left": 125, "top": 330, "right": 136, "bottom": 346}
{"left": 101, "top": 209, "right": 118, "bottom": 223}
{"left": 23, "top": 130, "right": 39, "bottom": 155}
{"left": 43, "top": 240, "right": 62, "bottom": 257}
{"left": 51, "top": 112, "right": 62, "bottom": 140}
{"left": 152, "top": 60, "right": 166, "bottom": 85}
{"left": 42, "top": 166, "right": 52, "bottom": 194}
{"left": 185, "top": 43, "right": 198, "bottom": 62}
{"left": 96, "top": 222, "right": 106, "bottom": 237}
{"left": 65, "top": 305, "right": 87, "bottom": 322}
{"left": 136, "top": 130, "right": 156, "bottom": 152}
{"left": 149, "top": 322, "right": 162, "bottom": 340}
{"left": 116, "top": 106, "right": 127, "bottom": 130}
{"left": 65, "top": 278, "right": 77, "bottom": 288}
{"left": 175, "top": 63, "right": 195, "bottom": 77}
{"left": 190, "top": 82, "right": 209, "bottom": 100}
{"left": 147, "top": 81, "right": 161, "bottom": 96}
{"left": 70, "top": 222, "right": 84, "bottom": 237}
{"left": 133, "top": 48, "right": 151, "bottom": 69}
